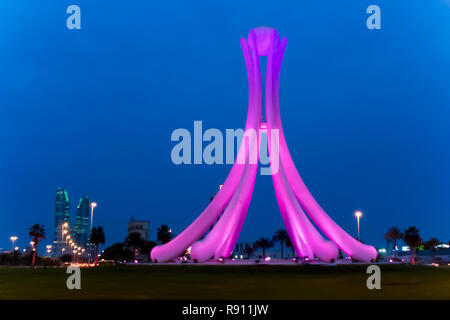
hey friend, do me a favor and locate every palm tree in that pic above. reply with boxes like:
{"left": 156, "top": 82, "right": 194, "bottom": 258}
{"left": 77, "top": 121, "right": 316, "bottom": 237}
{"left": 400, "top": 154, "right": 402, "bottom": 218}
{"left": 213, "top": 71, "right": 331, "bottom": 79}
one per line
{"left": 157, "top": 225, "right": 172, "bottom": 244}
{"left": 384, "top": 226, "right": 404, "bottom": 258}
{"left": 273, "top": 229, "right": 289, "bottom": 259}
{"left": 126, "top": 232, "right": 144, "bottom": 258}
{"left": 403, "top": 226, "right": 422, "bottom": 264}
{"left": 285, "top": 237, "right": 295, "bottom": 258}
{"left": 424, "top": 237, "right": 441, "bottom": 259}
{"left": 29, "top": 224, "right": 45, "bottom": 267}
{"left": 90, "top": 226, "right": 105, "bottom": 266}
{"left": 253, "top": 237, "right": 274, "bottom": 259}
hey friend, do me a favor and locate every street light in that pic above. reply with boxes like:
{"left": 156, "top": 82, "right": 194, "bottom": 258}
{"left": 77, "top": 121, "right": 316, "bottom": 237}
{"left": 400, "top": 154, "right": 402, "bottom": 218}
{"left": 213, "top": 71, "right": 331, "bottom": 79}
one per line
{"left": 90, "top": 202, "right": 97, "bottom": 232}
{"left": 10, "top": 236, "right": 18, "bottom": 252}
{"left": 61, "top": 222, "right": 69, "bottom": 241}
{"left": 354, "top": 210, "right": 363, "bottom": 241}
{"left": 65, "top": 235, "right": 70, "bottom": 251}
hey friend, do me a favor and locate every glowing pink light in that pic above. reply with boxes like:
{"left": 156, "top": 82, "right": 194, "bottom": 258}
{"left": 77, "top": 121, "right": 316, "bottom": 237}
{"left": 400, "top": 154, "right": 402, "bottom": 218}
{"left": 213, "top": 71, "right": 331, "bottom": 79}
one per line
{"left": 151, "top": 27, "right": 377, "bottom": 264}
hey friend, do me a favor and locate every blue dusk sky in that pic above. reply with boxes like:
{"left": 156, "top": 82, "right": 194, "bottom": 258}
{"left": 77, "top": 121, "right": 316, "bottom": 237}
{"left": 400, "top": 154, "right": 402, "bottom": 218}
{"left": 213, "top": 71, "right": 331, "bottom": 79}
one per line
{"left": 0, "top": 1, "right": 449, "bottom": 251}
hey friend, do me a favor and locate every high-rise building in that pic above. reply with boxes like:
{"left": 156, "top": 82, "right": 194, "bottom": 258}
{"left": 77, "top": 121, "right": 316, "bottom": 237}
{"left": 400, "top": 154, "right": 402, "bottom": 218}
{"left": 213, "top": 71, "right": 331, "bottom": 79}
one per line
{"left": 73, "top": 196, "right": 90, "bottom": 247}
{"left": 53, "top": 188, "right": 70, "bottom": 256}
{"left": 128, "top": 217, "right": 150, "bottom": 241}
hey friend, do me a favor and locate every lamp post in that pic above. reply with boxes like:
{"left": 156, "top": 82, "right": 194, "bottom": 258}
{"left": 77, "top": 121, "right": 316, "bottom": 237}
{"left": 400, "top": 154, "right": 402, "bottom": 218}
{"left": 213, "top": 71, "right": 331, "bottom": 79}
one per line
{"left": 354, "top": 210, "right": 363, "bottom": 241}
{"left": 61, "top": 222, "right": 69, "bottom": 242}
{"left": 10, "top": 236, "right": 18, "bottom": 252}
{"left": 46, "top": 245, "right": 52, "bottom": 257}
{"left": 90, "top": 202, "right": 97, "bottom": 232}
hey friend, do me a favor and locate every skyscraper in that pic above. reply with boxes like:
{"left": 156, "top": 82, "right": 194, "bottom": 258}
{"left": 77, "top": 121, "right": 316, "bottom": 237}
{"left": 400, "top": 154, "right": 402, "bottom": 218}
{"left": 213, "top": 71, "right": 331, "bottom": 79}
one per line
{"left": 73, "top": 196, "right": 90, "bottom": 247}
{"left": 53, "top": 188, "right": 70, "bottom": 256}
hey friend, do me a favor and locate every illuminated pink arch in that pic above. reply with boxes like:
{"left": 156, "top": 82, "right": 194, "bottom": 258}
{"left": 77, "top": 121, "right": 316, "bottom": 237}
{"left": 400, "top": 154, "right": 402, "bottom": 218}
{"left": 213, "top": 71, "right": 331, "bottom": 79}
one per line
{"left": 151, "top": 27, "right": 377, "bottom": 263}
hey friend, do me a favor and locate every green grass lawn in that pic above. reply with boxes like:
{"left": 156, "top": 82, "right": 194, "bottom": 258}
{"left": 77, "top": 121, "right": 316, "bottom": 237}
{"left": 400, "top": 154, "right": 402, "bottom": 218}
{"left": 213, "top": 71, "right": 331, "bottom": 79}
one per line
{"left": 1, "top": 264, "right": 449, "bottom": 300}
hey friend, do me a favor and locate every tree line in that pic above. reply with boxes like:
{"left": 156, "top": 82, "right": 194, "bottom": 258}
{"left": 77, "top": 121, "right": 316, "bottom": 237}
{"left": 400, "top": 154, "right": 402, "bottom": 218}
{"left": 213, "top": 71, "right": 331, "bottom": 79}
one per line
{"left": 100, "top": 225, "right": 172, "bottom": 263}
{"left": 3, "top": 223, "right": 448, "bottom": 266}
{"left": 384, "top": 226, "right": 446, "bottom": 264}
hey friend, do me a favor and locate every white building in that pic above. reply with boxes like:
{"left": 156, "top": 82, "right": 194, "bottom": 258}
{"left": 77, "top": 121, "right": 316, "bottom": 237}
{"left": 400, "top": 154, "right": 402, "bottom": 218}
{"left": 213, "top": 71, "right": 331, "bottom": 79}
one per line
{"left": 127, "top": 217, "right": 150, "bottom": 241}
